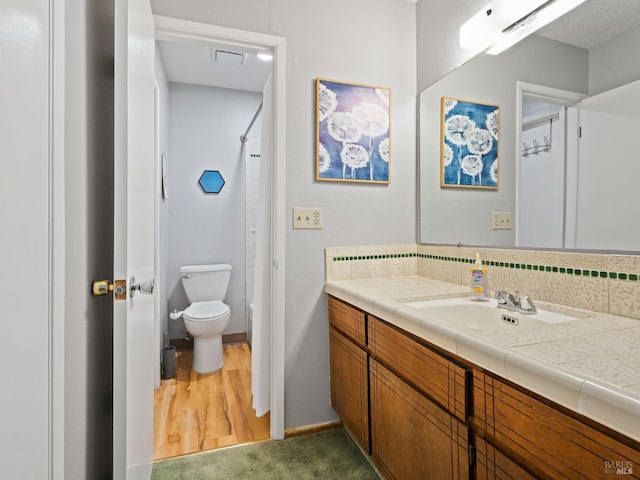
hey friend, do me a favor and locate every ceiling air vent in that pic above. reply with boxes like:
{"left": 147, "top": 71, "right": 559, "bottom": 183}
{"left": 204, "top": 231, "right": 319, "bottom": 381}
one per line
{"left": 213, "top": 49, "right": 246, "bottom": 66}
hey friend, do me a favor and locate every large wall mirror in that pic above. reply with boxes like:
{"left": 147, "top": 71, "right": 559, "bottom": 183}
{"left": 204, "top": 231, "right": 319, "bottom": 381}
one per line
{"left": 419, "top": 0, "right": 640, "bottom": 252}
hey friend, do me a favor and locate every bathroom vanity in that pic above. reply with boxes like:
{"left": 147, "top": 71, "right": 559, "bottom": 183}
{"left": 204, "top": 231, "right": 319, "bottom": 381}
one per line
{"left": 326, "top": 277, "right": 640, "bottom": 479}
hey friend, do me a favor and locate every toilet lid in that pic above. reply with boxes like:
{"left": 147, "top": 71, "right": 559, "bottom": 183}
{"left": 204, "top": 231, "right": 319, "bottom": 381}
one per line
{"left": 183, "top": 301, "right": 229, "bottom": 321}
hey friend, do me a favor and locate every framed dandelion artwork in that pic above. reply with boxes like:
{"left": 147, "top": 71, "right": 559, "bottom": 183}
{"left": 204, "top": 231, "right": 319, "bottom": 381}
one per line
{"left": 316, "top": 78, "right": 391, "bottom": 184}
{"left": 441, "top": 97, "right": 499, "bottom": 189}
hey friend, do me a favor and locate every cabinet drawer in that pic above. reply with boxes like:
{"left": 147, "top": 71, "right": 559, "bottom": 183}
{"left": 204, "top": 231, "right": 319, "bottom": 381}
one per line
{"left": 368, "top": 316, "right": 467, "bottom": 422}
{"left": 474, "top": 371, "right": 640, "bottom": 479}
{"left": 328, "top": 295, "right": 366, "bottom": 348}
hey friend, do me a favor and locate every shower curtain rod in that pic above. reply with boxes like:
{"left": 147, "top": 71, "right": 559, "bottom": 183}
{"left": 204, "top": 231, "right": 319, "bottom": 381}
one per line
{"left": 240, "top": 100, "right": 263, "bottom": 143}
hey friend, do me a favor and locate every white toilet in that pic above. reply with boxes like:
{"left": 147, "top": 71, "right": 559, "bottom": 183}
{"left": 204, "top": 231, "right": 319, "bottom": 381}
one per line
{"left": 170, "top": 264, "right": 232, "bottom": 373}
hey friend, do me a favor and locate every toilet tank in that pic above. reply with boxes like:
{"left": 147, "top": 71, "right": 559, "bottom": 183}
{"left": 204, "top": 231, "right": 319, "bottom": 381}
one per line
{"left": 180, "top": 264, "right": 232, "bottom": 303}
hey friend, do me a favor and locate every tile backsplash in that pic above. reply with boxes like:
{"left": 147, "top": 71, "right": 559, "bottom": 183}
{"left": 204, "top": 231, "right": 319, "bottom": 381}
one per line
{"left": 325, "top": 244, "right": 640, "bottom": 320}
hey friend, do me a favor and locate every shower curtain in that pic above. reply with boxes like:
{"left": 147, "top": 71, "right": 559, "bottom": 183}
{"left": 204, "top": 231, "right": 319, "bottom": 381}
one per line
{"left": 251, "top": 75, "right": 273, "bottom": 417}
{"left": 245, "top": 137, "right": 261, "bottom": 348}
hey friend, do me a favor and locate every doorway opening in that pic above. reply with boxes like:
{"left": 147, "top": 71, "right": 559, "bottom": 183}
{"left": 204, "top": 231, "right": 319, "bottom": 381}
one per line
{"left": 151, "top": 16, "right": 286, "bottom": 460}
{"left": 515, "top": 81, "right": 586, "bottom": 249}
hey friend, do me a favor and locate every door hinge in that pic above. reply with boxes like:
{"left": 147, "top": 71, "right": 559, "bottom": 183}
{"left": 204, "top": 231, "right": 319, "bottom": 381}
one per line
{"left": 92, "top": 279, "right": 127, "bottom": 300}
{"left": 468, "top": 444, "right": 476, "bottom": 467}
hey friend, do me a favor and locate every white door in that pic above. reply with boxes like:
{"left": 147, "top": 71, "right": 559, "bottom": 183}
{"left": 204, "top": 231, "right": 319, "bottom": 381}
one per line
{"left": 113, "top": 0, "right": 156, "bottom": 478}
{"left": 575, "top": 80, "right": 640, "bottom": 251}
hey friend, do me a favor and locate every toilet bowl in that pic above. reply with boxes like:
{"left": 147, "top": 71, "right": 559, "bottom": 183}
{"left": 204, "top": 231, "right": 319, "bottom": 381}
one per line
{"left": 182, "top": 301, "right": 230, "bottom": 373}
{"left": 171, "top": 264, "right": 232, "bottom": 374}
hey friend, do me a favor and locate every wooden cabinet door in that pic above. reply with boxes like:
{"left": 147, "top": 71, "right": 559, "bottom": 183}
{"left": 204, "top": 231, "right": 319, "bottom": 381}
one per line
{"left": 329, "top": 327, "right": 369, "bottom": 452}
{"left": 474, "top": 371, "right": 640, "bottom": 479}
{"left": 370, "top": 359, "right": 470, "bottom": 480}
{"left": 475, "top": 436, "right": 537, "bottom": 480}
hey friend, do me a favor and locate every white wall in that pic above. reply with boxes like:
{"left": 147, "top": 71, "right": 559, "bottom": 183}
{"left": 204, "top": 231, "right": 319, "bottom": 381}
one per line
{"left": 151, "top": 0, "right": 417, "bottom": 430}
{"left": 166, "top": 83, "right": 262, "bottom": 338}
{"left": 1, "top": 0, "right": 51, "bottom": 477}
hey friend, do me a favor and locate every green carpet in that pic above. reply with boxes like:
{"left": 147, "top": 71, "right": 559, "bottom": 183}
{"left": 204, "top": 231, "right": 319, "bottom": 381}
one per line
{"left": 151, "top": 428, "right": 380, "bottom": 480}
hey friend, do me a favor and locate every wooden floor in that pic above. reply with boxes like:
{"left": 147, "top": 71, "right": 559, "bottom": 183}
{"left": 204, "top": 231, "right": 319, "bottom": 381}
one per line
{"left": 153, "top": 343, "right": 270, "bottom": 460}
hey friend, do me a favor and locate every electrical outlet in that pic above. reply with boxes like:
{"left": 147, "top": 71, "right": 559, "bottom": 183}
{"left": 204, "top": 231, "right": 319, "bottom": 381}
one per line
{"left": 492, "top": 211, "right": 512, "bottom": 230}
{"left": 293, "top": 207, "right": 323, "bottom": 229}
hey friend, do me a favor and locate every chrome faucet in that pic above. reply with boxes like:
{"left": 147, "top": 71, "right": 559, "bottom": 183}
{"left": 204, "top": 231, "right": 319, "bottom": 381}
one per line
{"left": 495, "top": 291, "right": 537, "bottom": 314}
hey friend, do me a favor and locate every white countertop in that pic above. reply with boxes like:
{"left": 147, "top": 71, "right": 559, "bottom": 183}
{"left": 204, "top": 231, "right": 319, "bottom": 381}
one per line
{"left": 325, "top": 275, "right": 640, "bottom": 443}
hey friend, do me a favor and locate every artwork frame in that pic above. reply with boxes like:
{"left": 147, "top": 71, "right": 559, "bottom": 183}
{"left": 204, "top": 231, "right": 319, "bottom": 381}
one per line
{"left": 316, "top": 78, "right": 391, "bottom": 184}
{"left": 441, "top": 96, "right": 499, "bottom": 189}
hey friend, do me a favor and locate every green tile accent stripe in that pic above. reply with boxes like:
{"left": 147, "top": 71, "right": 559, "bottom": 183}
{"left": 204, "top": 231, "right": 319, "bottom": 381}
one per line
{"left": 331, "top": 253, "right": 640, "bottom": 282}
{"left": 331, "top": 253, "right": 418, "bottom": 262}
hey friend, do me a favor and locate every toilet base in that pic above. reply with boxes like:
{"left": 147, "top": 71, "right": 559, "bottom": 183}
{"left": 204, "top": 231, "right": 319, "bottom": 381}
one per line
{"left": 192, "top": 334, "right": 224, "bottom": 373}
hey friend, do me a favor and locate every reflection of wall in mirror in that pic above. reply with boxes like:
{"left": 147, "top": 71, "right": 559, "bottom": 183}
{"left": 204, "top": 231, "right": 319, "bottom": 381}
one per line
{"left": 419, "top": 23, "right": 640, "bottom": 250}
{"left": 419, "top": 35, "right": 587, "bottom": 247}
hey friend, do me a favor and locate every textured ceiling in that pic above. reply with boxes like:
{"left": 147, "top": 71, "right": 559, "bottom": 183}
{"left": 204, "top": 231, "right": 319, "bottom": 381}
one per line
{"left": 536, "top": 0, "right": 640, "bottom": 48}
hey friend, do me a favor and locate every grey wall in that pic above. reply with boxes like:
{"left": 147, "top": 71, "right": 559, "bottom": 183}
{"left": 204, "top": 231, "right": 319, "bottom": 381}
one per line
{"left": 64, "top": 0, "right": 115, "bottom": 477}
{"left": 155, "top": 47, "right": 171, "bottom": 352}
{"left": 166, "top": 83, "right": 262, "bottom": 338}
{"left": 151, "top": 0, "right": 417, "bottom": 430}
{"left": 589, "top": 25, "right": 640, "bottom": 95}
{"left": 416, "top": 0, "right": 488, "bottom": 91}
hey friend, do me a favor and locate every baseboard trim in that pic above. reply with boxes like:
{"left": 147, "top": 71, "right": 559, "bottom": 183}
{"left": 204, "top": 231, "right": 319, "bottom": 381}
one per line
{"left": 223, "top": 332, "right": 247, "bottom": 345}
{"left": 169, "top": 338, "right": 192, "bottom": 350}
{"left": 170, "top": 332, "right": 248, "bottom": 350}
{"left": 284, "top": 421, "right": 343, "bottom": 439}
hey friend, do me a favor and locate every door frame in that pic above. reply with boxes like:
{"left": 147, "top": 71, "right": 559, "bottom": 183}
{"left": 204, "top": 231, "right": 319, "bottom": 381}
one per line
{"left": 515, "top": 81, "right": 586, "bottom": 248}
{"left": 153, "top": 15, "right": 287, "bottom": 440}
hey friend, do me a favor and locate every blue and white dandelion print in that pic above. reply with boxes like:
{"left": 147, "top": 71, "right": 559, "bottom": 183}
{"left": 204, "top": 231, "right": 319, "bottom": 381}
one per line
{"left": 316, "top": 79, "right": 391, "bottom": 183}
{"left": 441, "top": 97, "right": 499, "bottom": 189}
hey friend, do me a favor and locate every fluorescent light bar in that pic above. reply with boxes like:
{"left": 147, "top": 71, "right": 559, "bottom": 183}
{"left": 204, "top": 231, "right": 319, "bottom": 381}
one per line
{"left": 487, "top": 0, "right": 587, "bottom": 54}
{"left": 459, "top": 0, "right": 587, "bottom": 56}
{"left": 460, "top": 1, "right": 551, "bottom": 52}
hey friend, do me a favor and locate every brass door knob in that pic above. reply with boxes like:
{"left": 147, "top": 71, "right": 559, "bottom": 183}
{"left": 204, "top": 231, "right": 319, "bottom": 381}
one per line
{"left": 92, "top": 279, "right": 127, "bottom": 299}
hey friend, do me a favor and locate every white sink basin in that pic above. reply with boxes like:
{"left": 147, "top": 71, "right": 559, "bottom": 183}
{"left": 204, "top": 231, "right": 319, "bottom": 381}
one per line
{"left": 403, "top": 297, "right": 577, "bottom": 330}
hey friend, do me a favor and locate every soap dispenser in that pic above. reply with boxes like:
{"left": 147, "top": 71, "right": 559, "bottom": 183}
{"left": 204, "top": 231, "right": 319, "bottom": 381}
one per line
{"left": 470, "top": 253, "right": 490, "bottom": 301}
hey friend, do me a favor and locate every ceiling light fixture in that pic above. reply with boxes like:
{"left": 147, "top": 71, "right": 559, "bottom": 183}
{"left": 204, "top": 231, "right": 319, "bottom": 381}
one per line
{"left": 460, "top": 0, "right": 587, "bottom": 55}
{"left": 257, "top": 52, "right": 273, "bottom": 62}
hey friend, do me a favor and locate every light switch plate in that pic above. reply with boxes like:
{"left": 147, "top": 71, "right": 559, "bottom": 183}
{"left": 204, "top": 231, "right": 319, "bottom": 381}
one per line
{"left": 492, "top": 211, "right": 512, "bottom": 230}
{"left": 293, "top": 207, "right": 323, "bottom": 229}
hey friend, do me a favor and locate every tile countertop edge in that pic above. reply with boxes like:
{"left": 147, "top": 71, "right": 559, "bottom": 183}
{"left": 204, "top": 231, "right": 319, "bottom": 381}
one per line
{"left": 324, "top": 278, "right": 640, "bottom": 444}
